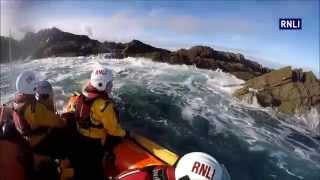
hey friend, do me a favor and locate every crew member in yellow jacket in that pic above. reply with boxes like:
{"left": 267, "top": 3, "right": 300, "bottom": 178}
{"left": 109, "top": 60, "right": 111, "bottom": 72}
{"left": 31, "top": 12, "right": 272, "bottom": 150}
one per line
{"left": 10, "top": 71, "right": 66, "bottom": 179}
{"left": 32, "top": 80, "right": 73, "bottom": 180}
{"left": 65, "top": 66, "right": 126, "bottom": 180}
{"left": 12, "top": 72, "right": 65, "bottom": 146}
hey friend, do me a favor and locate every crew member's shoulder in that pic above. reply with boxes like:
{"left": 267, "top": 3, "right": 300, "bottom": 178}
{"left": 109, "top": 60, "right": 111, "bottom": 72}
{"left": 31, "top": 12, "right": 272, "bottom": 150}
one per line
{"left": 34, "top": 102, "right": 52, "bottom": 112}
{"left": 92, "top": 98, "right": 114, "bottom": 110}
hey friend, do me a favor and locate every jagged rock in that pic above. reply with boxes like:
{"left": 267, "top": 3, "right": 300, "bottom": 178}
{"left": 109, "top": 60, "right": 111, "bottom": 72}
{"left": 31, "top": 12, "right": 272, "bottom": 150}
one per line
{"left": 162, "top": 46, "right": 270, "bottom": 80}
{"left": 188, "top": 46, "right": 216, "bottom": 59}
{"left": 256, "top": 91, "right": 281, "bottom": 107}
{"left": 234, "top": 66, "right": 320, "bottom": 114}
{"left": 122, "top": 40, "right": 170, "bottom": 57}
{"left": 18, "top": 27, "right": 103, "bottom": 59}
{"left": 213, "top": 51, "right": 244, "bottom": 62}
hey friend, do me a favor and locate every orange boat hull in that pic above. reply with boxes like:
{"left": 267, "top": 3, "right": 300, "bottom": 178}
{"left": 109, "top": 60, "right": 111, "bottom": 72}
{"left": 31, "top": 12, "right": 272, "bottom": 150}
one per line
{"left": 0, "top": 140, "right": 29, "bottom": 180}
{"left": 104, "top": 138, "right": 167, "bottom": 177}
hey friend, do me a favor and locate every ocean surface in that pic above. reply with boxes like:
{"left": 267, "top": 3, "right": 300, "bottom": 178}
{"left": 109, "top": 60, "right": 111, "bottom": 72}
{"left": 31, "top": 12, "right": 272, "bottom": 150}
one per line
{"left": 1, "top": 55, "right": 319, "bottom": 180}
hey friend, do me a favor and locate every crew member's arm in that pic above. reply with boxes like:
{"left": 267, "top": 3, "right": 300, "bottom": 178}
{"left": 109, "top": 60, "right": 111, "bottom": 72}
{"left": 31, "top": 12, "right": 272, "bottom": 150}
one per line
{"left": 24, "top": 103, "right": 65, "bottom": 129}
{"left": 91, "top": 98, "right": 126, "bottom": 137}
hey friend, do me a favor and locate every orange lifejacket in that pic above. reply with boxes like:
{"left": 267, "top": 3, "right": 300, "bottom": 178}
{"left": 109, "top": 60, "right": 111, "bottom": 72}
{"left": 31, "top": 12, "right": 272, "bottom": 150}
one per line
{"left": 67, "top": 83, "right": 122, "bottom": 141}
{"left": 116, "top": 166, "right": 176, "bottom": 180}
{"left": 75, "top": 94, "right": 107, "bottom": 129}
{"left": 66, "top": 86, "right": 110, "bottom": 131}
{"left": 66, "top": 94, "right": 78, "bottom": 113}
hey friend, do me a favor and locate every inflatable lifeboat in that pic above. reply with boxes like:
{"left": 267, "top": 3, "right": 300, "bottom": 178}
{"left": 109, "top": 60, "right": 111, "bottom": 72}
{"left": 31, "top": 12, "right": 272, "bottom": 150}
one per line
{"left": 60, "top": 132, "right": 179, "bottom": 180}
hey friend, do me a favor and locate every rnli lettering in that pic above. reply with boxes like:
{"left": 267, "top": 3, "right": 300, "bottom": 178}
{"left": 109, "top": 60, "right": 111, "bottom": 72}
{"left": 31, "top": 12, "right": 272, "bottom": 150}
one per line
{"left": 192, "top": 161, "right": 200, "bottom": 173}
{"left": 191, "top": 161, "right": 214, "bottom": 179}
{"left": 279, "top": 18, "right": 302, "bottom": 30}
{"left": 96, "top": 69, "right": 107, "bottom": 75}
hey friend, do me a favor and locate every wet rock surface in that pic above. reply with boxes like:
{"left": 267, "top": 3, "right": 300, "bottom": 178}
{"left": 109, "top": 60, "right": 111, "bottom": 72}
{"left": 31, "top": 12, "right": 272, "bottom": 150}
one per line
{"left": 233, "top": 66, "right": 320, "bottom": 114}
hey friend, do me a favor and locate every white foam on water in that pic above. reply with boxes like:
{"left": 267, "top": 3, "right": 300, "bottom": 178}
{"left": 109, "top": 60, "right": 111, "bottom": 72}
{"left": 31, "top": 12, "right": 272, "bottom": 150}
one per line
{"left": 181, "top": 106, "right": 194, "bottom": 121}
{"left": 249, "top": 145, "right": 265, "bottom": 152}
{"left": 296, "top": 108, "right": 320, "bottom": 135}
{"left": 277, "top": 161, "right": 304, "bottom": 179}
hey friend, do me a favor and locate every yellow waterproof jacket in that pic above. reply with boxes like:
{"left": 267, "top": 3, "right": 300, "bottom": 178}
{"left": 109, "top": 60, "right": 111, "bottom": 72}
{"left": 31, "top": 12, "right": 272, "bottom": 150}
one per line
{"left": 24, "top": 102, "right": 64, "bottom": 146}
{"left": 67, "top": 95, "right": 126, "bottom": 144}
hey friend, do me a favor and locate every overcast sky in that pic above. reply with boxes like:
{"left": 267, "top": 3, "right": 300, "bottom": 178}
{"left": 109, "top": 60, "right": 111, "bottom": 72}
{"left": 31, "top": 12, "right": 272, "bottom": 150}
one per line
{"left": 1, "top": 0, "right": 319, "bottom": 76}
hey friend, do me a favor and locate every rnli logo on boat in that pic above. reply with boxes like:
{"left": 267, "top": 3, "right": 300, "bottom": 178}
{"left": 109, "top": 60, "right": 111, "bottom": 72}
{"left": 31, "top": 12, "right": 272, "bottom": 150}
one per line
{"left": 191, "top": 161, "right": 215, "bottom": 179}
{"left": 279, "top": 18, "right": 302, "bottom": 30}
{"left": 95, "top": 69, "right": 107, "bottom": 75}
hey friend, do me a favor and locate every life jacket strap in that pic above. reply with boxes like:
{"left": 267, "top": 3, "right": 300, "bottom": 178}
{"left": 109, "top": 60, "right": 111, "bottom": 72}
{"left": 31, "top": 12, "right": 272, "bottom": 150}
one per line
{"left": 100, "top": 100, "right": 111, "bottom": 112}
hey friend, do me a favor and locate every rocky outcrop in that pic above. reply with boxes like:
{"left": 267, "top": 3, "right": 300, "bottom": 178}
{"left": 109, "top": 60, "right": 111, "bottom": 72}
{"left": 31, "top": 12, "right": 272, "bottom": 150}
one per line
{"left": 114, "top": 44, "right": 270, "bottom": 80}
{"left": 152, "top": 46, "right": 271, "bottom": 80}
{"left": 1, "top": 28, "right": 108, "bottom": 62}
{"left": 233, "top": 67, "right": 320, "bottom": 114}
{"left": 1, "top": 29, "right": 299, "bottom": 81}
{"left": 122, "top": 40, "right": 170, "bottom": 57}
{"left": 19, "top": 28, "right": 103, "bottom": 59}
{"left": 1, "top": 28, "right": 270, "bottom": 80}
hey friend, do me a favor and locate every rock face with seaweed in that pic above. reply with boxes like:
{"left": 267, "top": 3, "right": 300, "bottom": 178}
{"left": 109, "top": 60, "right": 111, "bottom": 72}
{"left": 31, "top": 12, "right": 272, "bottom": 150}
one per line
{"left": 233, "top": 66, "right": 320, "bottom": 114}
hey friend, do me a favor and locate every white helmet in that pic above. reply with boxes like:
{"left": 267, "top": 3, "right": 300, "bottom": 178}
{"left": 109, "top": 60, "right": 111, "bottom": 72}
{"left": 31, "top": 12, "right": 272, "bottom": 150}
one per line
{"left": 36, "top": 80, "right": 53, "bottom": 95}
{"left": 36, "top": 80, "right": 53, "bottom": 100}
{"left": 16, "top": 71, "right": 37, "bottom": 94}
{"left": 90, "top": 66, "right": 113, "bottom": 91}
{"left": 175, "top": 152, "right": 223, "bottom": 180}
